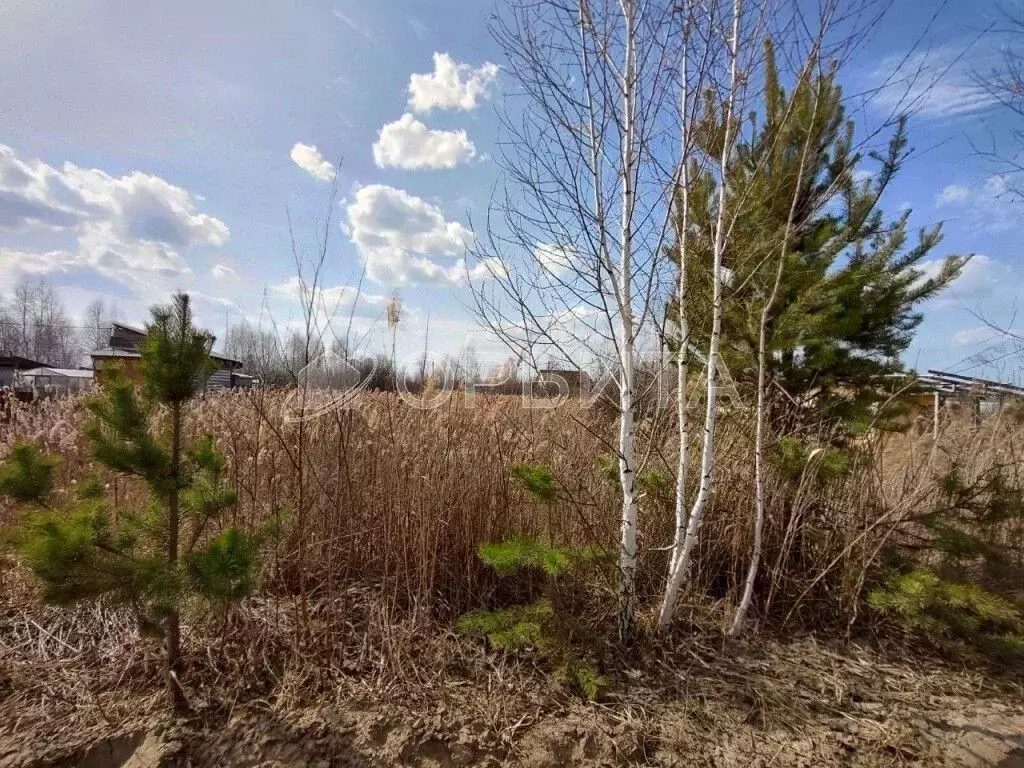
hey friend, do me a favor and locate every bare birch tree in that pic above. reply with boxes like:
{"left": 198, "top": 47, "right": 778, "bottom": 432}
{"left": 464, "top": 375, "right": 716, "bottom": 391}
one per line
{"left": 478, "top": 0, "right": 896, "bottom": 639}
{"left": 658, "top": 0, "right": 748, "bottom": 632}
{"left": 658, "top": 0, "right": 891, "bottom": 631}
{"left": 473, "top": 0, "right": 687, "bottom": 642}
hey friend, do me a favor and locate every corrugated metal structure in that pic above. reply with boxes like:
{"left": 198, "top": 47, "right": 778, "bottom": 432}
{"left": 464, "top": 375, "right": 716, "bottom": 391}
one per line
{"left": 15, "top": 367, "right": 94, "bottom": 399}
{"left": 915, "top": 370, "right": 1024, "bottom": 422}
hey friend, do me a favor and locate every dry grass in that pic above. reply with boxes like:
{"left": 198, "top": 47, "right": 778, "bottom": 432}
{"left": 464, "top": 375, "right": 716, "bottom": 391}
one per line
{"left": 2, "top": 390, "right": 1022, "bottom": 625}
{"left": 2, "top": 390, "right": 1024, "bottom": 764}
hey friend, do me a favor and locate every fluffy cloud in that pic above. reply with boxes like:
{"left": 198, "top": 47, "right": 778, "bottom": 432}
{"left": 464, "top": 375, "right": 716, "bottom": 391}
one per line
{"left": 917, "top": 254, "right": 1010, "bottom": 308}
{"left": 346, "top": 184, "right": 492, "bottom": 285}
{"left": 373, "top": 114, "right": 477, "bottom": 170}
{"left": 0, "top": 143, "right": 227, "bottom": 286}
{"left": 408, "top": 53, "right": 498, "bottom": 112}
{"left": 290, "top": 142, "right": 335, "bottom": 181}
{"left": 271, "top": 276, "right": 389, "bottom": 324}
{"left": 932, "top": 175, "right": 1017, "bottom": 231}
{"left": 0, "top": 146, "right": 97, "bottom": 230}
{"left": 0, "top": 144, "right": 227, "bottom": 248}
{"left": 0, "top": 247, "right": 79, "bottom": 278}
{"left": 79, "top": 221, "right": 192, "bottom": 279}
{"left": 76, "top": 169, "right": 228, "bottom": 248}
{"left": 952, "top": 326, "right": 1004, "bottom": 348}
{"left": 274, "top": 275, "right": 357, "bottom": 306}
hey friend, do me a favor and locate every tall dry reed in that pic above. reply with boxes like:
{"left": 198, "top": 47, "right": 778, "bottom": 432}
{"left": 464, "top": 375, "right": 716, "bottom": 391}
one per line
{"left": 2, "top": 390, "right": 1022, "bottom": 630}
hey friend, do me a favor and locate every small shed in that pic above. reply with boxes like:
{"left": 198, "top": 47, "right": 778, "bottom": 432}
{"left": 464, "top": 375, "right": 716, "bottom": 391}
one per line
{"left": 0, "top": 355, "right": 48, "bottom": 389}
{"left": 16, "top": 367, "right": 94, "bottom": 398}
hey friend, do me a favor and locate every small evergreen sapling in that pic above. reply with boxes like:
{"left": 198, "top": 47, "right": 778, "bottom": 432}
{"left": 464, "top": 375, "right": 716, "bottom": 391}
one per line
{"left": 870, "top": 465, "right": 1024, "bottom": 661}
{"left": 508, "top": 463, "right": 557, "bottom": 503}
{"left": 1, "top": 293, "right": 257, "bottom": 713}
{"left": 869, "top": 570, "right": 1024, "bottom": 660}
{"left": 457, "top": 463, "right": 608, "bottom": 699}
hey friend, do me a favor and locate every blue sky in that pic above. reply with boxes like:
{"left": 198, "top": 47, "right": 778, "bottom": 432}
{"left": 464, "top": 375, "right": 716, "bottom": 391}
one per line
{"left": 1, "top": 0, "right": 1022, "bottom": 378}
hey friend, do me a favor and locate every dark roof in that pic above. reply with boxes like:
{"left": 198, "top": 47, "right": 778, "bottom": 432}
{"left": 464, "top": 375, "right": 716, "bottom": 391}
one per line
{"left": 95, "top": 318, "right": 242, "bottom": 371}
{"left": 0, "top": 355, "right": 49, "bottom": 369}
{"left": 213, "top": 353, "right": 243, "bottom": 370}
{"left": 111, "top": 322, "right": 147, "bottom": 336}
{"left": 90, "top": 347, "right": 243, "bottom": 370}
{"left": 91, "top": 347, "right": 141, "bottom": 359}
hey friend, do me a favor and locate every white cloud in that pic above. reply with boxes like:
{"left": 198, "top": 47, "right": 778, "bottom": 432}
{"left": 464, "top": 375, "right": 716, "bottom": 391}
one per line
{"left": 274, "top": 275, "right": 356, "bottom": 306}
{"left": 0, "top": 145, "right": 97, "bottom": 231}
{"left": 0, "top": 143, "right": 227, "bottom": 287}
{"left": 981, "top": 174, "right": 1013, "bottom": 200}
{"left": 212, "top": 263, "right": 238, "bottom": 281}
{"left": 936, "top": 184, "right": 970, "bottom": 206}
{"left": 79, "top": 221, "right": 193, "bottom": 280}
{"left": 373, "top": 113, "right": 477, "bottom": 170}
{"left": 932, "top": 175, "right": 1018, "bottom": 231}
{"left": 271, "top": 276, "right": 389, "bottom": 326}
{"left": 0, "top": 144, "right": 228, "bottom": 248}
{"left": 69, "top": 167, "right": 229, "bottom": 248}
{"left": 346, "top": 184, "right": 487, "bottom": 285}
{"left": 533, "top": 243, "right": 576, "bottom": 277}
{"left": 918, "top": 254, "right": 1010, "bottom": 308}
{"left": 870, "top": 42, "right": 999, "bottom": 120}
{"left": 408, "top": 53, "right": 498, "bottom": 113}
{"left": 952, "top": 326, "right": 1004, "bottom": 348}
{"left": 290, "top": 142, "right": 335, "bottom": 181}
{"left": 0, "top": 247, "right": 79, "bottom": 278}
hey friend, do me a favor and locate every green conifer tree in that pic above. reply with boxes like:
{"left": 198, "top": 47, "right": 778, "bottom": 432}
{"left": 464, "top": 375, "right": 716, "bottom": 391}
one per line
{"left": 670, "top": 41, "right": 969, "bottom": 438}
{"left": 1, "top": 292, "right": 255, "bottom": 713}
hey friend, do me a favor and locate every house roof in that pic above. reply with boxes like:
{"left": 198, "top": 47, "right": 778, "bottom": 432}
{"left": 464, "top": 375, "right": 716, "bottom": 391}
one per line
{"left": 0, "top": 355, "right": 49, "bottom": 369}
{"left": 212, "top": 353, "right": 243, "bottom": 369}
{"left": 111, "top": 322, "right": 147, "bottom": 336}
{"left": 920, "top": 370, "right": 1024, "bottom": 398}
{"left": 91, "top": 347, "right": 142, "bottom": 358}
{"left": 20, "top": 367, "right": 94, "bottom": 379}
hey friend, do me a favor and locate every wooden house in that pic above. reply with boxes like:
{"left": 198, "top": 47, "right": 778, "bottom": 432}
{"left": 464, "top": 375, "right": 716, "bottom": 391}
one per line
{"left": 90, "top": 322, "right": 251, "bottom": 391}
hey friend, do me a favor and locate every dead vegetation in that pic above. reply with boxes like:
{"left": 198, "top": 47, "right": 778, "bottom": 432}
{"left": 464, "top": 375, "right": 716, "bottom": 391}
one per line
{"left": 2, "top": 390, "right": 1024, "bottom": 766}
{"left": 2, "top": 578, "right": 1022, "bottom": 766}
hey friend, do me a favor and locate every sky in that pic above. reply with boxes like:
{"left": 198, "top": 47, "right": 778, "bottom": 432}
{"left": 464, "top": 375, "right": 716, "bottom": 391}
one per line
{"left": 1, "top": 0, "right": 1022, "bottom": 380}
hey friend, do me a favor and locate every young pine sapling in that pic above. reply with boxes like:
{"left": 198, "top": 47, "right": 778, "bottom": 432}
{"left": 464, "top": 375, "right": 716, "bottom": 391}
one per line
{"left": 1, "top": 292, "right": 257, "bottom": 713}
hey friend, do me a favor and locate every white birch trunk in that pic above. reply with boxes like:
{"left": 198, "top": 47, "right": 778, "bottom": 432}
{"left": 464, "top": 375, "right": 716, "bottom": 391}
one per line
{"left": 727, "top": 306, "right": 770, "bottom": 635}
{"left": 616, "top": 0, "right": 639, "bottom": 643}
{"left": 658, "top": 0, "right": 742, "bottom": 632}
{"left": 729, "top": 72, "right": 821, "bottom": 636}
{"left": 659, "top": 17, "right": 692, "bottom": 631}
